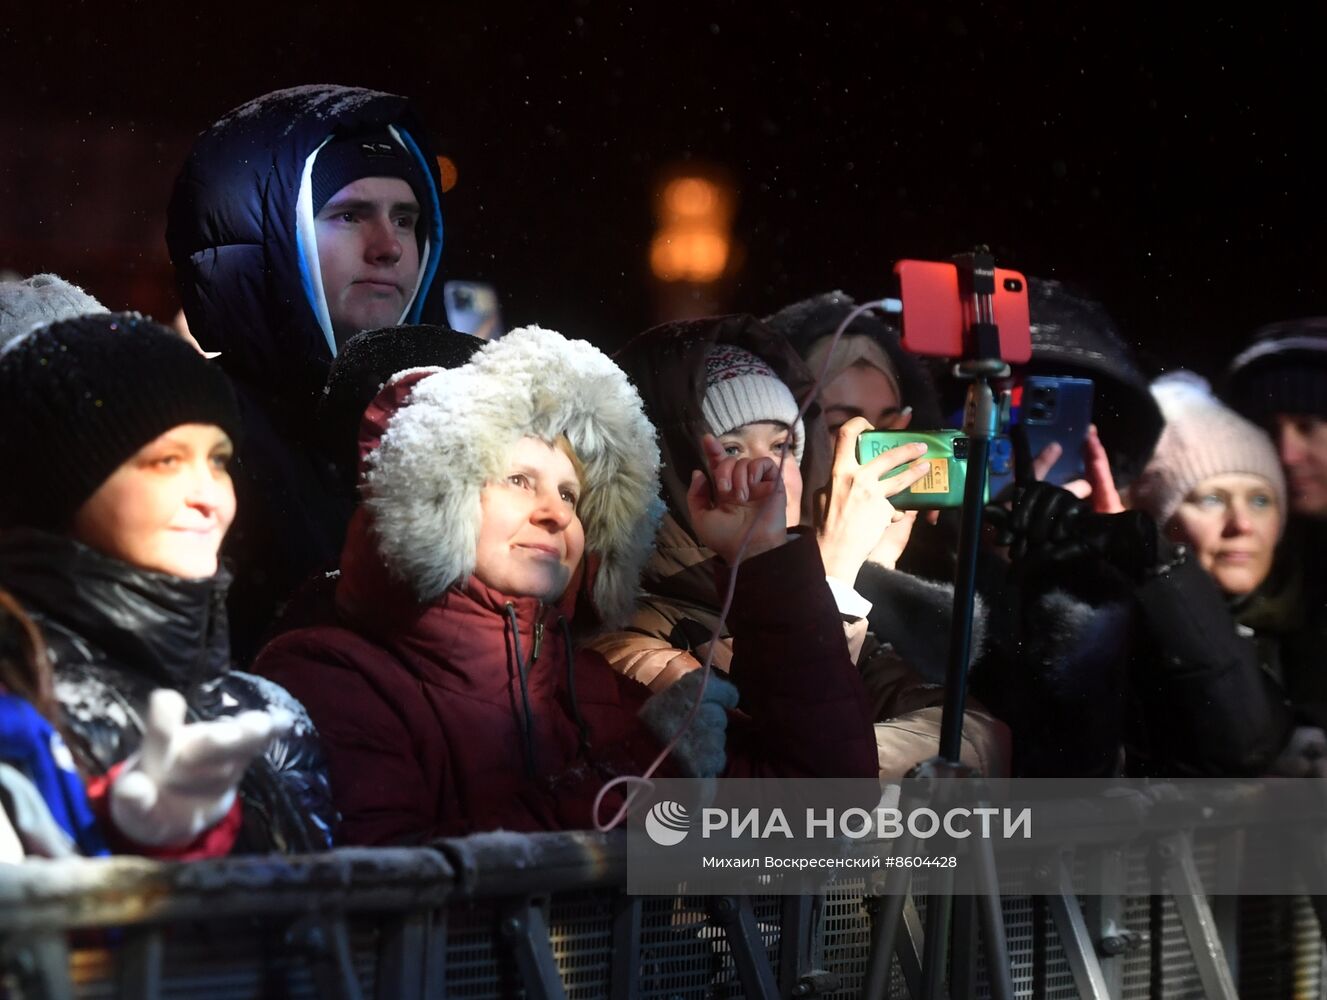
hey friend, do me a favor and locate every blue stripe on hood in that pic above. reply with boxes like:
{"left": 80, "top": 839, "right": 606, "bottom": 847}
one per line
{"left": 396, "top": 126, "right": 445, "bottom": 323}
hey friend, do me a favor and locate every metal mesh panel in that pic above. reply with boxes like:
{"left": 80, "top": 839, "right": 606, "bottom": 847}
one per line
{"left": 816, "top": 880, "right": 909, "bottom": 999}
{"left": 634, "top": 893, "right": 782, "bottom": 998}
{"left": 444, "top": 902, "right": 516, "bottom": 998}
{"left": 548, "top": 889, "right": 615, "bottom": 999}
{"left": 68, "top": 919, "right": 377, "bottom": 999}
{"left": 1239, "top": 895, "right": 1326, "bottom": 1000}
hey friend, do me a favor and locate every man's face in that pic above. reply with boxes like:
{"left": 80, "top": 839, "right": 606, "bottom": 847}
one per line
{"left": 1271, "top": 413, "right": 1327, "bottom": 518}
{"left": 315, "top": 177, "right": 421, "bottom": 347}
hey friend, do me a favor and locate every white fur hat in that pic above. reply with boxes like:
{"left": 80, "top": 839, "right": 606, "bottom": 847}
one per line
{"left": 364, "top": 326, "right": 664, "bottom": 627}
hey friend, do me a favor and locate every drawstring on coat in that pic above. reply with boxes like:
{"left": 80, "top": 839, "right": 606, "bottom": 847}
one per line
{"left": 503, "top": 603, "right": 539, "bottom": 779}
{"left": 561, "top": 616, "right": 592, "bottom": 757}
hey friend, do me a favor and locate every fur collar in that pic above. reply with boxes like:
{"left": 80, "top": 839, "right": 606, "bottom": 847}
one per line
{"left": 362, "top": 326, "right": 664, "bottom": 629}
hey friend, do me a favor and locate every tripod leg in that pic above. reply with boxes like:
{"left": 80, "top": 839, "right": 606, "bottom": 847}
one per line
{"left": 862, "top": 862, "right": 914, "bottom": 1000}
{"left": 921, "top": 869, "right": 953, "bottom": 1000}
{"left": 973, "top": 828, "right": 1014, "bottom": 1000}
{"left": 950, "top": 895, "right": 978, "bottom": 999}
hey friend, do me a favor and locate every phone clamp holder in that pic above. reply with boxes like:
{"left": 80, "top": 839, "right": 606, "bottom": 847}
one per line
{"left": 862, "top": 249, "right": 1016, "bottom": 1000}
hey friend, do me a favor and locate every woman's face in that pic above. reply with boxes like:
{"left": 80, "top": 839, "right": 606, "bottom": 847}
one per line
{"left": 475, "top": 437, "right": 586, "bottom": 602}
{"left": 819, "top": 362, "right": 903, "bottom": 438}
{"left": 715, "top": 421, "right": 803, "bottom": 528}
{"left": 70, "top": 424, "right": 236, "bottom": 578}
{"left": 1166, "top": 473, "right": 1282, "bottom": 597}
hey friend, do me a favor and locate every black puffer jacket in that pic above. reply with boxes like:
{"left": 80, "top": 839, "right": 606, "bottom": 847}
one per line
{"left": 0, "top": 531, "right": 336, "bottom": 853}
{"left": 166, "top": 85, "right": 448, "bottom": 663}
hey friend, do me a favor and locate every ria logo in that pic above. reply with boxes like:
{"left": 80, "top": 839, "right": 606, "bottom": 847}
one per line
{"left": 645, "top": 800, "right": 691, "bottom": 846}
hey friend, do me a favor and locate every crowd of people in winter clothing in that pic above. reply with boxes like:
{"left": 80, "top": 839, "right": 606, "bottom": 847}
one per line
{"left": 4, "top": 82, "right": 1327, "bottom": 859}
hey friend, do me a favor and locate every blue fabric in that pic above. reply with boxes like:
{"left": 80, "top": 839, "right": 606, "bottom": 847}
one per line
{"left": 0, "top": 692, "right": 109, "bottom": 856}
{"left": 395, "top": 126, "right": 445, "bottom": 324}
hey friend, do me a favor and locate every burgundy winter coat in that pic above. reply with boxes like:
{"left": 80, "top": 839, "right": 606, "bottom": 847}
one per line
{"left": 255, "top": 511, "right": 878, "bottom": 845}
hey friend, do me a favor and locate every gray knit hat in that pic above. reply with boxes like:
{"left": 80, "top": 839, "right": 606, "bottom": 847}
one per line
{"left": 1131, "top": 372, "right": 1286, "bottom": 531}
{"left": 0, "top": 274, "right": 108, "bottom": 351}
{"left": 701, "top": 344, "right": 805, "bottom": 463}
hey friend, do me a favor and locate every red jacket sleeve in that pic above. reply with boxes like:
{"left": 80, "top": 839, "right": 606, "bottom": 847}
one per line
{"left": 254, "top": 628, "right": 440, "bottom": 846}
{"left": 85, "top": 763, "right": 244, "bottom": 860}
{"left": 716, "top": 532, "right": 878, "bottom": 779}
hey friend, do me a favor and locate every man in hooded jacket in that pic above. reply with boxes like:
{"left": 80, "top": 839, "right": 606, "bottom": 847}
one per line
{"left": 167, "top": 85, "right": 448, "bottom": 663}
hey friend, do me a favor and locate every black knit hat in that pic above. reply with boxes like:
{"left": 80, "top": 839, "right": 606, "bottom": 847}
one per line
{"left": 319, "top": 323, "right": 484, "bottom": 489}
{"left": 311, "top": 127, "right": 428, "bottom": 216}
{"left": 1225, "top": 317, "right": 1327, "bottom": 427}
{"left": 0, "top": 312, "right": 242, "bottom": 530}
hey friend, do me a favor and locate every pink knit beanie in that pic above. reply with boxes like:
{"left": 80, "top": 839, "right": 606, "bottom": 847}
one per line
{"left": 1131, "top": 372, "right": 1286, "bottom": 530}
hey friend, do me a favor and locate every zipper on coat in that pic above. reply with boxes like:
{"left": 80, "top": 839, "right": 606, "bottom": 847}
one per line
{"left": 532, "top": 620, "right": 545, "bottom": 662}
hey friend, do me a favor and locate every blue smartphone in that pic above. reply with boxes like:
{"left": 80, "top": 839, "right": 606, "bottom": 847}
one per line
{"left": 987, "top": 375, "right": 1094, "bottom": 494}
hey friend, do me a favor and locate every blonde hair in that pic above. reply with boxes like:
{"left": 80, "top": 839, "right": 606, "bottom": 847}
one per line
{"left": 553, "top": 434, "right": 586, "bottom": 499}
{"left": 804, "top": 333, "right": 902, "bottom": 402}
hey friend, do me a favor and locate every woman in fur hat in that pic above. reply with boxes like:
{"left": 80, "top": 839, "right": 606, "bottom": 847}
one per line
{"left": 0, "top": 312, "right": 335, "bottom": 855}
{"left": 254, "top": 325, "right": 881, "bottom": 843}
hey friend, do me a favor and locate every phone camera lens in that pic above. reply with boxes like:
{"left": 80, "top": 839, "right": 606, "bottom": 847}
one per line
{"left": 1003, "top": 278, "right": 1024, "bottom": 293}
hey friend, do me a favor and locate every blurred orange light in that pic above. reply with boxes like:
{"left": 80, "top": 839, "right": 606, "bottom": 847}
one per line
{"left": 651, "top": 173, "right": 735, "bottom": 283}
{"left": 436, "top": 156, "right": 459, "bottom": 193}
{"left": 650, "top": 230, "right": 730, "bottom": 283}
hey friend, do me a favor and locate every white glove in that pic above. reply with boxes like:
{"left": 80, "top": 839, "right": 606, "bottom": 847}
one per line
{"left": 110, "top": 689, "right": 291, "bottom": 847}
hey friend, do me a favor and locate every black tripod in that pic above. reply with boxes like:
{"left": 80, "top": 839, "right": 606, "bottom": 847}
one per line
{"left": 861, "top": 252, "right": 1016, "bottom": 1000}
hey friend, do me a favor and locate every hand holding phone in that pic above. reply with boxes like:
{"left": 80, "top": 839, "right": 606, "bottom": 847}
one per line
{"left": 816, "top": 417, "right": 929, "bottom": 581}
{"left": 857, "top": 429, "right": 989, "bottom": 509}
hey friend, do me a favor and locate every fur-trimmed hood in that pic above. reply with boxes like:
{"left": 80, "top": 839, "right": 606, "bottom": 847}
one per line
{"left": 353, "top": 326, "right": 664, "bottom": 629}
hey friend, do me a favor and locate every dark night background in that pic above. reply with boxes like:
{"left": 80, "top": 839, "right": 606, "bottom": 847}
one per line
{"left": 3, "top": 3, "right": 1325, "bottom": 377}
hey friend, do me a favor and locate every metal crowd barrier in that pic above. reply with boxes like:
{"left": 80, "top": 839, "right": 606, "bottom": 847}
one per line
{"left": 0, "top": 789, "right": 1323, "bottom": 999}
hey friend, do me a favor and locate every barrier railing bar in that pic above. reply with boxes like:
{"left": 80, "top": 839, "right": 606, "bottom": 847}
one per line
{"left": 1159, "top": 831, "right": 1239, "bottom": 1000}
{"left": 307, "top": 914, "right": 365, "bottom": 1000}
{"left": 710, "top": 895, "right": 779, "bottom": 999}
{"left": 115, "top": 926, "right": 163, "bottom": 1000}
{"left": 1037, "top": 856, "right": 1112, "bottom": 1000}
{"left": 374, "top": 909, "right": 442, "bottom": 1000}
{"left": 499, "top": 895, "right": 567, "bottom": 1000}
{"left": 1, "top": 931, "right": 74, "bottom": 1000}
{"left": 609, "top": 894, "right": 642, "bottom": 1000}
{"left": 1083, "top": 846, "right": 1130, "bottom": 998}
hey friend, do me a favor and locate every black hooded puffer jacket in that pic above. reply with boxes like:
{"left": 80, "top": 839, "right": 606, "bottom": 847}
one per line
{"left": 0, "top": 531, "right": 336, "bottom": 853}
{"left": 166, "top": 85, "right": 448, "bottom": 663}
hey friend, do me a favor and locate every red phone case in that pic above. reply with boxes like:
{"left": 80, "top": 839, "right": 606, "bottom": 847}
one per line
{"left": 894, "top": 259, "right": 1032, "bottom": 363}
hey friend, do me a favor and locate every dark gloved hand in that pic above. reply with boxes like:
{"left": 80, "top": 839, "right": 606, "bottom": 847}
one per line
{"left": 1076, "top": 509, "right": 1169, "bottom": 582}
{"left": 988, "top": 481, "right": 1086, "bottom": 563}
{"left": 991, "top": 482, "right": 1170, "bottom": 584}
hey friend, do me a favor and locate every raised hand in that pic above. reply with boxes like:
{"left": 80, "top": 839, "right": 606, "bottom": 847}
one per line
{"left": 816, "top": 416, "right": 930, "bottom": 579}
{"left": 686, "top": 433, "right": 790, "bottom": 564}
{"left": 110, "top": 689, "right": 292, "bottom": 847}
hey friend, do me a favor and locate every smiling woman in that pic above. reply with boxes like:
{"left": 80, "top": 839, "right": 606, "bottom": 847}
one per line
{"left": 0, "top": 309, "right": 336, "bottom": 855}
{"left": 70, "top": 424, "right": 237, "bottom": 579}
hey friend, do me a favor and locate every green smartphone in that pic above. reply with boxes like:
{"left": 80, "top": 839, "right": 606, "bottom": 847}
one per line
{"left": 856, "top": 429, "right": 989, "bottom": 509}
